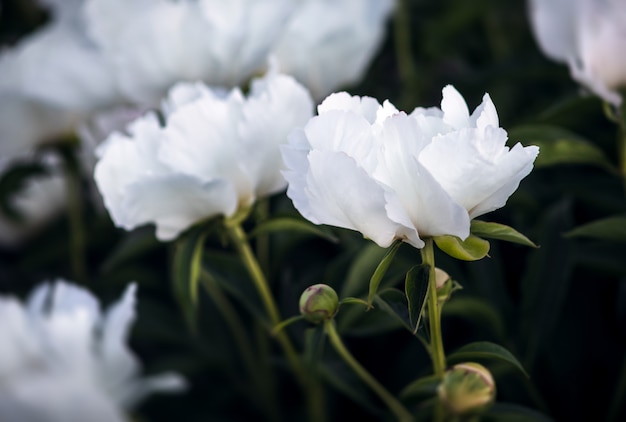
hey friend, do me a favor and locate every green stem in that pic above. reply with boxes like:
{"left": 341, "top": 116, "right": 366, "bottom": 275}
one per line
{"left": 421, "top": 239, "right": 446, "bottom": 422}
{"left": 393, "top": 0, "right": 419, "bottom": 109}
{"left": 421, "top": 239, "right": 446, "bottom": 376}
{"left": 224, "top": 219, "right": 326, "bottom": 422}
{"left": 63, "top": 149, "right": 86, "bottom": 283}
{"left": 324, "top": 320, "right": 413, "bottom": 422}
{"left": 200, "top": 272, "right": 280, "bottom": 421}
{"left": 255, "top": 199, "right": 271, "bottom": 276}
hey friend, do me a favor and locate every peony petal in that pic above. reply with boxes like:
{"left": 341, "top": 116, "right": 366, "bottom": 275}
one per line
{"left": 238, "top": 72, "right": 313, "bottom": 198}
{"left": 419, "top": 127, "right": 539, "bottom": 218}
{"left": 374, "top": 114, "right": 470, "bottom": 240}
{"left": 121, "top": 174, "right": 237, "bottom": 240}
{"left": 441, "top": 85, "right": 470, "bottom": 130}
{"left": 317, "top": 92, "right": 382, "bottom": 124}
{"left": 285, "top": 149, "right": 400, "bottom": 248}
{"left": 272, "top": 0, "right": 394, "bottom": 100}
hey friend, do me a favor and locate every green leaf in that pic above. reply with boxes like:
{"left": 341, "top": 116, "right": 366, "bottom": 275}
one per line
{"left": 434, "top": 235, "right": 490, "bottom": 261}
{"left": 471, "top": 220, "right": 538, "bottom": 248}
{"left": 509, "top": 124, "right": 613, "bottom": 170}
{"left": 400, "top": 374, "right": 441, "bottom": 400}
{"left": 447, "top": 341, "right": 529, "bottom": 378}
{"left": 171, "top": 225, "right": 210, "bottom": 329}
{"left": 373, "top": 288, "right": 412, "bottom": 331}
{"left": 367, "top": 240, "right": 402, "bottom": 306}
{"left": 565, "top": 215, "right": 626, "bottom": 242}
{"left": 405, "top": 265, "right": 430, "bottom": 334}
{"left": 341, "top": 243, "right": 387, "bottom": 298}
{"left": 249, "top": 217, "right": 338, "bottom": 243}
{"left": 319, "top": 361, "right": 381, "bottom": 415}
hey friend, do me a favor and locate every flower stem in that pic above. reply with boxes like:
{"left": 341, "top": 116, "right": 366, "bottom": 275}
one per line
{"left": 324, "top": 319, "right": 413, "bottom": 422}
{"left": 393, "top": 0, "right": 419, "bottom": 109}
{"left": 421, "top": 239, "right": 446, "bottom": 422}
{"left": 62, "top": 147, "right": 86, "bottom": 283}
{"left": 224, "top": 219, "right": 326, "bottom": 422}
{"left": 421, "top": 239, "right": 446, "bottom": 376}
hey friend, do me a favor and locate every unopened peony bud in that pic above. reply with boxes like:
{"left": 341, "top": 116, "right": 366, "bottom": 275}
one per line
{"left": 437, "top": 362, "right": 495, "bottom": 415}
{"left": 299, "top": 284, "right": 339, "bottom": 323}
{"left": 435, "top": 268, "right": 461, "bottom": 304}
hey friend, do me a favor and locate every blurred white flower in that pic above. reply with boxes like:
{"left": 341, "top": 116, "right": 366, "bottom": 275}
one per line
{"left": 85, "top": 0, "right": 294, "bottom": 105}
{"left": 0, "top": 280, "right": 186, "bottom": 422}
{"left": 95, "top": 71, "right": 313, "bottom": 241}
{"left": 0, "top": 0, "right": 293, "bottom": 164}
{"left": 528, "top": 0, "right": 626, "bottom": 105}
{"left": 272, "top": 0, "right": 394, "bottom": 100}
{"left": 0, "top": 153, "right": 67, "bottom": 249}
{"left": 282, "top": 86, "right": 539, "bottom": 249}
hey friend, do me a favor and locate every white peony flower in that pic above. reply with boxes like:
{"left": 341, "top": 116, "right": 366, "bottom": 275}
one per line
{"left": 94, "top": 71, "right": 313, "bottom": 241}
{"left": 282, "top": 86, "right": 539, "bottom": 249}
{"left": 0, "top": 280, "right": 186, "bottom": 422}
{"left": 272, "top": 0, "right": 394, "bottom": 100}
{"left": 528, "top": 0, "right": 626, "bottom": 105}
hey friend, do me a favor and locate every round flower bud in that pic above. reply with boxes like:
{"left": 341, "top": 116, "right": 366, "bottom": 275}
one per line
{"left": 437, "top": 362, "right": 496, "bottom": 415}
{"left": 435, "top": 268, "right": 451, "bottom": 289}
{"left": 435, "top": 268, "right": 461, "bottom": 304}
{"left": 299, "top": 284, "right": 339, "bottom": 323}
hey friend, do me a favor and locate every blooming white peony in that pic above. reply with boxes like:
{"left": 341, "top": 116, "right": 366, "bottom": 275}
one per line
{"left": 528, "top": 0, "right": 626, "bottom": 105}
{"left": 95, "top": 71, "right": 313, "bottom": 241}
{"left": 0, "top": 280, "right": 185, "bottom": 422}
{"left": 282, "top": 86, "right": 539, "bottom": 249}
{"left": 272, "top": 0, "right": 394, "bottom": 100}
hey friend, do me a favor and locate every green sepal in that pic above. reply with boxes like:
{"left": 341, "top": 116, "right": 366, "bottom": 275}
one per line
{"left": 471, "top": 220, "right": 538, "bottom": 248}
{"left": 434, "top": 235, "right": 490, "bottom": 261}
{"left": 447, "top": 341, "right": 529, "bottom": 378}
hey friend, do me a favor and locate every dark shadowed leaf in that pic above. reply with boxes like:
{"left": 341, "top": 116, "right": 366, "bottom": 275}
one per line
{"left": 509, "top": 124, "right": 613, "bottom": 170}
{"left": 405, "top": 264, "right": 430, "bottom": 333}
{"left": 565, "top": 215, "right": 626, "bottom": 242}
{"left": 447, "top": 341, "right": 528, "bottom": 378}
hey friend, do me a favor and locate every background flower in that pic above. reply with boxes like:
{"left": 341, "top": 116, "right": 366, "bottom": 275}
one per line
{"left": 272, "top": 0, "right": 394, "bottom": 100}
{"left": 95, "top": 71, "right": 313, "bottom": 241}
{"left": 282, "top": 87, "right": 538, "bottom": 249}
{"left": 528, "top": 0, "right": 626, "bottom": 105}
{"left": 0, "top": 280, "right": 185, "bottom": 422}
